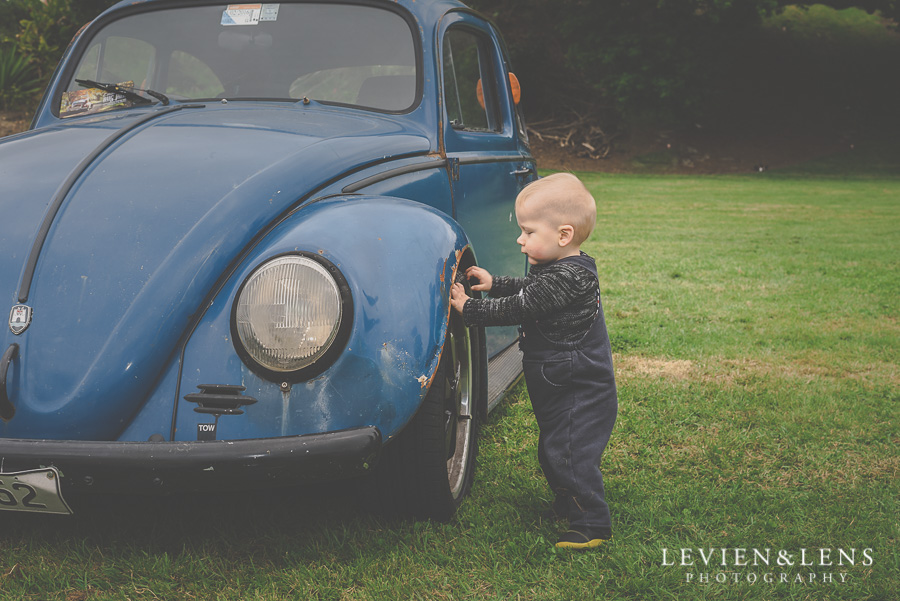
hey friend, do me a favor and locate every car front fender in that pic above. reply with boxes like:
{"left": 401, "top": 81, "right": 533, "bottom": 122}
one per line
{"left": 123, "top": 195, "right": 471, "bottom": 444}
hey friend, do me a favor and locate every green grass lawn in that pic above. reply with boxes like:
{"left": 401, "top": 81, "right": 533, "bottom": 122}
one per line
{"left": 1, "top": 151, "right": 896, "bottom": 600}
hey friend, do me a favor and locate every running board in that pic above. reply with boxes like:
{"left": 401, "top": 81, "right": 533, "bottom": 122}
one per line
{"left": 486, "top": 342, "right": 523, "bottom": 413}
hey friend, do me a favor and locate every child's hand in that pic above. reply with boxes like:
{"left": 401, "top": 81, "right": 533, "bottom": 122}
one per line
{"left": 465, "top": 266, "right": 493, "bottom": 292}
{"left": 450, "top": 282, "right": 469, "bottom": 314}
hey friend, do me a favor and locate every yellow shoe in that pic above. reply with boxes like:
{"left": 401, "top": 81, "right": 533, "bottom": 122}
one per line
{"left": 555, "top": 530, "right": 609, "bottom": 549}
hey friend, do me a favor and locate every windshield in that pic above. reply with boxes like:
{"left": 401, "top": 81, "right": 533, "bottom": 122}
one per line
{"left": 60, "top": 3, "right": 418, "bottom": 118}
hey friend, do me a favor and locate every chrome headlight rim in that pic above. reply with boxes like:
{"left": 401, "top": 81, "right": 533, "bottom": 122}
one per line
{"left": 230, "top": 251, "right": 353, "bottom": 383}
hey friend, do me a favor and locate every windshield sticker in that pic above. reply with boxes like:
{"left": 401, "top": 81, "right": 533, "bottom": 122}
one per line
{"left": 222, "top": 4, "right": 262, "bottom": 26}
{"left": 260, "top": 4, "right": 280, "bottom": 21}
{"left": 60, "top": 82, "right": 135, "bottom": 118}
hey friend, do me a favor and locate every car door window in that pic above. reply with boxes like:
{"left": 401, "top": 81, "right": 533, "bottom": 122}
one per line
{"left": 442, "top": 28, "right": 499, "bottom": 132}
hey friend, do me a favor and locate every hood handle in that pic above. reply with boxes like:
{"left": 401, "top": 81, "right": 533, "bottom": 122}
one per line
{"left": 0, "top": 343, "right": 18, "bottom": 422}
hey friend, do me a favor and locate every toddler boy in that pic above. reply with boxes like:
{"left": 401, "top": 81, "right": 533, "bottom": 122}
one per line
{"left": 450, "top": 173, "right": 618, "bottom": 549}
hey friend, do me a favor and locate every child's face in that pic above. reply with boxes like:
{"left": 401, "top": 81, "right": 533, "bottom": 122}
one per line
{"left": 515, "top": 201, "right": 573, "bottom": 265}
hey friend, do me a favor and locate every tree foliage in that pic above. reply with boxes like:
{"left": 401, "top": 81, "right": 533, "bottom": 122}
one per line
{"left": 1, "top": 0, "right": 896, "bottom": 126}
{"left": 469, "top": 0, "right": 897, "bottom": 126}
{"left": 0, "top": 46, "right": 42, "bottom": 110}
{"left": 0, "top": 0, "right": 117, "bottom": 85}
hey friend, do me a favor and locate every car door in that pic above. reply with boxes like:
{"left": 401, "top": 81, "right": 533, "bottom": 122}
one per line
{"left": 440, "top": 13, "right": 537, "bottom": 356}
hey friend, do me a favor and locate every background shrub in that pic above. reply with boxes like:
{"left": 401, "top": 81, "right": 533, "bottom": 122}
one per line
{"left": 0, "top": 0, "right": 118, "bottom": 88}
{"left": 0, "top": 45, "right": 42, "bottom": 110}
{"left": 1, "top": 0, "right": 898, "bottom": 132}
{"left": 468, "top": 0, "right": 898, "bottom": 128}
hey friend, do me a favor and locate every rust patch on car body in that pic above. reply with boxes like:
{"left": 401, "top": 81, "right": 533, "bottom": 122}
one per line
{"left": 419, "top": 247, "right": 466, "bottom": 390}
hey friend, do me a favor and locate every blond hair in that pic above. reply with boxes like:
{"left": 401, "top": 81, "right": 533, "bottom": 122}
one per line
{"left": 516, "top": 173, "right": 596, "bottom": 245}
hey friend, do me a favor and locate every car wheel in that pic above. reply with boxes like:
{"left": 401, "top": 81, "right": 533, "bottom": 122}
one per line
{"left": 372, "top": 290, "right": 482, "bottom": 521}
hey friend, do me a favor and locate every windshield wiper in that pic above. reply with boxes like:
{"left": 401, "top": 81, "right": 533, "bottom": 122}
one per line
{"left": 75, "top": 79, "right": 170, "bottom": 106}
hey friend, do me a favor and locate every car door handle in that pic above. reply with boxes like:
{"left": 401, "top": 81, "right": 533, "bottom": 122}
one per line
{"left": 510, "top": 167, "right": 534, "bottom": 176}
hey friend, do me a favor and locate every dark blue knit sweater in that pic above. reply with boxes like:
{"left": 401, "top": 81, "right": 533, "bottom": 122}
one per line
{"left": 461, "top": 252, "right": 600, "bottom": 343}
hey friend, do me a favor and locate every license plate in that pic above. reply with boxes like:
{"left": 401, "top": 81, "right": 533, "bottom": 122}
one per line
{"left": 0, "top": 467, "right": 73, "bottom": 515}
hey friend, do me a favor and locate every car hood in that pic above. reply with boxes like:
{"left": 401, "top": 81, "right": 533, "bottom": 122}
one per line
{"left": 0, "top": 104, "right": 431, "bottom": 439}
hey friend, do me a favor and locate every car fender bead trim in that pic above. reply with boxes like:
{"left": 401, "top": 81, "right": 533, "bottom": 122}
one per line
{"left": 340, "top": 154, "right": 529, "bottom": 194}
{"left": 342, "top": 158, "right": 448, "bottom": 193}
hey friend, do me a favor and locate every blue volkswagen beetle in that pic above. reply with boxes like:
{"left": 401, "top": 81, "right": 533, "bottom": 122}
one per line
{"left": 0, "top": 0, "right": 536, "bottom": 520}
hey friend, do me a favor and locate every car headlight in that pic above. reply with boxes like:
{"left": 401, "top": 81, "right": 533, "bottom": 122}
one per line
{"left": 232, "top": 253, "right": 352, "bottom": 380}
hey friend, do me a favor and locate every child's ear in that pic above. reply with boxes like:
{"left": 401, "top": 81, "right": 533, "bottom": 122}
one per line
{"left": 558, "top": 225, "right": 575, "bottom": 247}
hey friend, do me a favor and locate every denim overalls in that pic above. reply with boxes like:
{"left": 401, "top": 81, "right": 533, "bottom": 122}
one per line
{"left": 520, "top": 254, "right": 618, "bottom": 537}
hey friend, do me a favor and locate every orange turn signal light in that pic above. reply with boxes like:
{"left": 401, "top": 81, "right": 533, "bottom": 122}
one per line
{"left": 476, "top": 72, "right": 522, "bottom": 109}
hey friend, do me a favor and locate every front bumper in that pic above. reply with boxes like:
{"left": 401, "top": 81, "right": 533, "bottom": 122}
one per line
{"left": 0, "top": 427, "right": 381, "bottom": 495}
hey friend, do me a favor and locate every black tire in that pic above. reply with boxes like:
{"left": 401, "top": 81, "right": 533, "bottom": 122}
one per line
{"left": 371, "top": 296, "right": 483, "bottom": 521}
